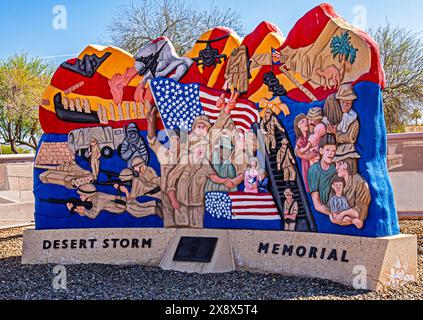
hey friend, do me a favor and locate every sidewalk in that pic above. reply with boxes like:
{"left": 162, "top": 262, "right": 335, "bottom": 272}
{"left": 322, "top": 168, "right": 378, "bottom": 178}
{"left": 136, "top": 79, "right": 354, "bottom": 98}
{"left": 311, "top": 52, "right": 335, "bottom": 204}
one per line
{"left": 0, "top": 220, "right": 34, "bottom": 230}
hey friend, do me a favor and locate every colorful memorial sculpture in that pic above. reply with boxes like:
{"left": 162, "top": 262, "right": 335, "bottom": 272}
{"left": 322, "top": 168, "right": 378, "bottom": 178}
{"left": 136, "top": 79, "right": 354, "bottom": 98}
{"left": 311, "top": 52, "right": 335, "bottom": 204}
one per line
{"left": 35, "top": 3, "right": 398, "bottom": 239}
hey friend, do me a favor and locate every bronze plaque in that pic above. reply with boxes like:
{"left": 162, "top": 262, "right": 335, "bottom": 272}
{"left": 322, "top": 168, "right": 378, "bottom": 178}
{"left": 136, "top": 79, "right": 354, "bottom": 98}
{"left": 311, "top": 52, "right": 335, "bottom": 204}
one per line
{"left": 173, "top": 237, "right": 218, "bottom": 263}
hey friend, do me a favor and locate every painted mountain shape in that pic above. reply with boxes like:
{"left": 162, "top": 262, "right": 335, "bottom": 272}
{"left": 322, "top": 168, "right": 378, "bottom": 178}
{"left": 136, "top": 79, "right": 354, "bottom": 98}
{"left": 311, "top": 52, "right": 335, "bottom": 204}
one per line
{"left": 39, "top": 3, "right": 384, "bottom": 133}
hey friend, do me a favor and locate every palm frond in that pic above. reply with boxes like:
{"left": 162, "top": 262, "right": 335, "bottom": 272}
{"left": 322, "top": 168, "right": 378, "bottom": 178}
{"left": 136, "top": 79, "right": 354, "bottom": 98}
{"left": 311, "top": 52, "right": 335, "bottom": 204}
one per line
{"left": 330, "top": 31, "right": 358, "bottom": 64}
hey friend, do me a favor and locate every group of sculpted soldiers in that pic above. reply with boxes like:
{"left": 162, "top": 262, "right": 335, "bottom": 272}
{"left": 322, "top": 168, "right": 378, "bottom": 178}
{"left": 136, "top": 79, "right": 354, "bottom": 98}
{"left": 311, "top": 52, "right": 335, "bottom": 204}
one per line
{"left": 68, "top": 94, "right": 259, "bottom": 228}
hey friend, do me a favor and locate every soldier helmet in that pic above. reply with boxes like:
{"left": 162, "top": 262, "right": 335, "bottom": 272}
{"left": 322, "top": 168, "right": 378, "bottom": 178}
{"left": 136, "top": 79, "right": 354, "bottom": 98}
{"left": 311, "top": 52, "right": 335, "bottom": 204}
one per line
{"left": 192, "top": 115, "right": 212, "bottom": 130}
{"left": 131, "top": 156, "right": 146, "bottom": 168}
{"left": 77, "top": 183, "right": 97, "bottom": 196}
{"left": 119, "top": 168, "right": 134, "bottom": 182}
{"left": 127, "top": 123, "right": 139, "bottom": 133}
{"left": 335, "top": 83, "right": 357, "bottom": 101}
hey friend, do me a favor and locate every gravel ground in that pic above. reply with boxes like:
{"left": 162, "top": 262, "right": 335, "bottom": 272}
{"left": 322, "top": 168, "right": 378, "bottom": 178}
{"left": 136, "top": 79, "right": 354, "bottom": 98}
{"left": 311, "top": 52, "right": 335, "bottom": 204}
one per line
{"left": 0, "top": 222, "right": 421, "bottom": 300}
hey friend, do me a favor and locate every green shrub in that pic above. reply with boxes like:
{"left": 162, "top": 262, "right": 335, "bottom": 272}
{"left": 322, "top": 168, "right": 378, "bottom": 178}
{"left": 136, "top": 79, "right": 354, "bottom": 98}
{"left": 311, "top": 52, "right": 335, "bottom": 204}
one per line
{"left": 1, "top": 145, "right": 32, "bottom": 154}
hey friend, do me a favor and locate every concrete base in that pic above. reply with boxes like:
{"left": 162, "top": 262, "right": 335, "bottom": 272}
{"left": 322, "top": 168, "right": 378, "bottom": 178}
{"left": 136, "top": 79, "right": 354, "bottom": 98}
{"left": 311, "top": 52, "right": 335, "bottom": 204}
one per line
{"left": 229, "top": 230, "right": 417, "bottom": 291}
{"left": 22, "top": 228, "right": 176, "bottom": 265}
{"left": 22, "top": 228, "right": 417, "bottom": 291}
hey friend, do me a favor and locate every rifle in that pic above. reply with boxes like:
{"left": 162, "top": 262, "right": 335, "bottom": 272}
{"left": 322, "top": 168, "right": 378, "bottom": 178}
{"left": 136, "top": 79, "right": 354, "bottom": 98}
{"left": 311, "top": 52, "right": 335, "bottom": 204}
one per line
{"left": 100, "top": 169, "right": 139, "bottom": 181}
{"left": 134, "top": 186, "right": 161, "bottom": 204}
{"left": 40, "top": 198, "right": 93, "bottom": 214}
{"left": 95, "top": 179, "right": 132, "bottom": 197}
{"left": 99, "top": 169, "right": 160, "bottom": 198}
{"left": 144, "top": 186, "right": 161, "bottom": 196}
{"left": 112, "top": 199, "right": 127, "bottom": 206}
{"left": 99, "top": 169, "right": 120, "bottom": 181}
{"left": 96, "top": 180, "right": 131, "bottom": 188}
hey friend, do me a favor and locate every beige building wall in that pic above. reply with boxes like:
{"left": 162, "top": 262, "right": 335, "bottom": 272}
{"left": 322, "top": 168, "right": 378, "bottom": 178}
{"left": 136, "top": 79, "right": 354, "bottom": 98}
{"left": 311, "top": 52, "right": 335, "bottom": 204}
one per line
{"left": 0, "top": 155, "right": 35, "bottom": 203}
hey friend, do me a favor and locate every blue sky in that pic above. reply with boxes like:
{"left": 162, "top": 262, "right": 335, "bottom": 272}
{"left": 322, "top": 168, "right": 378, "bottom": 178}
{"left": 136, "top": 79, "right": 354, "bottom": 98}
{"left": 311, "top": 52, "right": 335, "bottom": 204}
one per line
{"left": 0, "top": 0, "right": 422, "bottom": 63}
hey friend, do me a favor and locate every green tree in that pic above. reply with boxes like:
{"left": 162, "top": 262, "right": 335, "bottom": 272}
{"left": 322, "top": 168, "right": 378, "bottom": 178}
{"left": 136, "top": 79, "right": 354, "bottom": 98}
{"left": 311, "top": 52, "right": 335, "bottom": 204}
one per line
{"left": 107, "top": 0, "right": 245, "bottom": 55}
{"left": 371, "top": 24, "right": 423, "bottom": 133}
{"left": 410, "top": 107, "right": 422, "bottom": 126}
{"left": 0, "top": 54, "right": 52, "bottom": 153}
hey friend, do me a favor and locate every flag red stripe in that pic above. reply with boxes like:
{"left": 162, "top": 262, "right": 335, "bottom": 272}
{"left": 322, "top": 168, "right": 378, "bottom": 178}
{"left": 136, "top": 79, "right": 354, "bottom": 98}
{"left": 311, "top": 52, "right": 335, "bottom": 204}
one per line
{"left": 232, "top": 205, "right": 275, "bottom": 209}
{"left": 199, "top": 95, "right": 257, "bottom": 112}
{"left": 200, "top": 97, "right": 259, "bottom": 121}
{"left": 203, "top": 115, "right": 250, "bottom": 131}
{"left": 202, "top": 109, "right": 252, "bottom": 131}
{"left": 200, "top": 86, "right": 256, "bottom": 107}
{"left": 229, "top": 192, "right": 273, "bottom": 196}
{"left": 199, "top": 86, "right": 259, "bottom": 129}
{"left": 233, "top": 213, "right": 279, "bottom": 216}
{"left": 230, "top": 197, "right": 274, "bottom": 201}
{"left": 232, "top": 203, "right": 276, "bottom": 210}
{"left": 202, "top": 105, "right": 256, "bottom": 126}
{"left": 231, "top": 200, "right": 275, "bottom": 203}
{"left": 229, "top": 191, "right": 279, "bottom": 217}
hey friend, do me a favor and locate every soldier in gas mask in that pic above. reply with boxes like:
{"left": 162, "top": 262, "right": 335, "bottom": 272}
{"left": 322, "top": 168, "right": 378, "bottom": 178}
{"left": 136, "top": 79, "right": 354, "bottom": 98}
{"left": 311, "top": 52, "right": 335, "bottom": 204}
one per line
{"left": 120, "top": 123, "right": 148, "bottom": 167}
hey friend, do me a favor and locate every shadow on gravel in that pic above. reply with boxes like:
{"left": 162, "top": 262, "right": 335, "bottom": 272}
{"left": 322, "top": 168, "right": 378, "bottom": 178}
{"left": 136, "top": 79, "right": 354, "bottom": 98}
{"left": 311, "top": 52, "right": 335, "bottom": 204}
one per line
{"left": 0, "top": 234, "right": 23, "bottom": 242}
{"left": 0, "top": 256, "right": 371, "bottom": 300}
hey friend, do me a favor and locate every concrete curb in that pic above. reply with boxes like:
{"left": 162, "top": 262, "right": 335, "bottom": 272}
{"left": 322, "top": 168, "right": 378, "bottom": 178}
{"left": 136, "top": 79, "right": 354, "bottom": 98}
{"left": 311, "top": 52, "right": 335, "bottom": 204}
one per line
{"left": 0, "top": 223, "right": 35, "bottom": 231}
{"left": 0, "top": 202, "right": 34, "bottom": 222}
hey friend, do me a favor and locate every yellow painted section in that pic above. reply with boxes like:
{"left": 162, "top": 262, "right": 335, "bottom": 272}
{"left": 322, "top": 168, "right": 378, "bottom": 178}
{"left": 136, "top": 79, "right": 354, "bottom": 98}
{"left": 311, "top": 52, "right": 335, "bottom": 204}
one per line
{"left": 277, "top": 71, "right": 307, "bottom": 92}
{"left": 248, "top": 85, "right": 274, "bottom": 103}
{"left": 129, "top": 103, "right": 137, "bottom": 119}
{"left": 41, "top": 85, "right": 61, "bottom": 112}
{"left": 128, "top": 75, "right": 143, "bottom": 87}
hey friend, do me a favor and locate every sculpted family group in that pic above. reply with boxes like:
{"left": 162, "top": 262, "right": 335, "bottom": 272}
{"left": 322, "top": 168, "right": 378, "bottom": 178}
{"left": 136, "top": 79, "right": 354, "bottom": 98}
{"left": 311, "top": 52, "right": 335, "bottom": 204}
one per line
{"left": 34, "top": 4, "right": 399, "bottom": 238}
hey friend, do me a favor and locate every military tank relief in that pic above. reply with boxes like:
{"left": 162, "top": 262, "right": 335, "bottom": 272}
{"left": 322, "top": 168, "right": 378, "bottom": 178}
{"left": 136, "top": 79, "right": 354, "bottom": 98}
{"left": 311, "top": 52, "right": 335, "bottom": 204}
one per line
{"left": 39, "top": 162, "right": 94, "bottom": 189}
{"left": 35, "top": 142, "right": 94, "bottom": 189}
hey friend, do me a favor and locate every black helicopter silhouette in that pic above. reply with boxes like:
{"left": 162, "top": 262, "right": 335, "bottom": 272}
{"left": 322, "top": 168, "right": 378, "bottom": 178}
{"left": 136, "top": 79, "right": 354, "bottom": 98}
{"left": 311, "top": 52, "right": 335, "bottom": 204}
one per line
{"left": 192, "top": 34, "right": 230, "bottom": 69}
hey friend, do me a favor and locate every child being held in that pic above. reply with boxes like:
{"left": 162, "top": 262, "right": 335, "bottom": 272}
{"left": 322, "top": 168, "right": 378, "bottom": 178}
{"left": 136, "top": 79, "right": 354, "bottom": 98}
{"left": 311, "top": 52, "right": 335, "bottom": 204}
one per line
{"left": 298, "top": 107, "right": 327, "bottom": 165}
{"left": 327, "top": 175, "right": 364, "bottom": 229}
